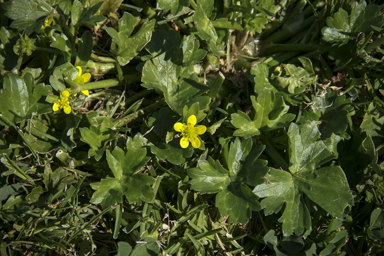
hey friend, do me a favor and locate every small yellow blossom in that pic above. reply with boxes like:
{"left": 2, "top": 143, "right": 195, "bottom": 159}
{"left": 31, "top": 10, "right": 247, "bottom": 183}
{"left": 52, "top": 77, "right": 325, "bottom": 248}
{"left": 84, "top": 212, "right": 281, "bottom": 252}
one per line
{"left": 41, "top": 17, "right": 53, "bottom": 31}
{"left": 73, "top": 66, "right": 91, "bottom": 95}
{"left": 174, "top": 115, "right": 206, "bottom": 148}
{"left": 52, "top": 90, "right": 72, "bottom": 114}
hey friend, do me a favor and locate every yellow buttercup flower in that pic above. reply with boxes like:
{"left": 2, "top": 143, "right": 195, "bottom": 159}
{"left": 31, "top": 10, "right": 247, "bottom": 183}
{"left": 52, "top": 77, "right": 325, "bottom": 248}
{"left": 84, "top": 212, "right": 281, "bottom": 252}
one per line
{"left": 52, "top": 90, "right": 72, "bottom": 114}
{"left": 73, "top": 66, "right": 91, "bottom": 95}
{"left": 41, "top": 17, "right": 53, "bottom": 31}
{"left": 174, "top": 115, "right": 206, "bottom": 148}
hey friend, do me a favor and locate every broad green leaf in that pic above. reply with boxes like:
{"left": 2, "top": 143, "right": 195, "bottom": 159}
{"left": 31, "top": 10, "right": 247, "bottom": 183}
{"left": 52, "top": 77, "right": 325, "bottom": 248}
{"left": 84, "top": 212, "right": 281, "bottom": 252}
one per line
{"left": 80, "top": 117, "right": 116, "bottom": 161}
{"left": 231, "top": 89, "right": 295, "bottom": 138}
{"left": 141, "top": 48, "right": 210, "bottom": 114}
{"left": 194, "top": 4, "right": 217, "bottom": 42}
{"left": 216, "top": 182, "right": 261, "bottom": 224}
{"left": 253, "top": 168, "right": 312, "bottom": 236}
{"left": 188, "top": 139, "right": 264, "bottom": 224}
{"left": 145, "top": 30, "right": 181, "bottom": 57}
{"left": 188, "top": 157, "right": 230, "bottom": 194}
{"left": 131, "top": 237, "right": 160, "bottom": 256}
{"left": 76, "top": 31, "right": 93, "bottom": 66}
{"left": 157, "top": 0, "right": 189, "bottom": 15}
{"left": 255, "top": 122, "right": 352, "bottom": 235}
{"left": 106, "top": 12, "right": 155, "bottom": 66}
{"left": 50, "top": 33, "right": 71, "bottom": 61}
{"left": 227, "top": 137, "right": 252, "bottom": 176}
{"left": 49, "top": 62, "right": 78, "bottom": 92}
{"left": 145, "top": 108, "right": 194, "bottom": 164}
{"left": 295, "top": 166, "right": 352, "bottom": 218}
{"left": 90, "top": 134, "right": 155, "bottom": 208}
{"left": 322, "top": 1, "right": 383, "bottom": 44}
{"left": 71, "top": 0, "right": 83, "bottom": 26}
{"left": 0, "top": 184, "right": 23, "bottom": 201}
{"left": 116, "top": 242, "right": 132, "bottom": 256}
{"left": 4, "top": 0, "right": 56, "bottom": 31}
{"left": 288, "top": 122, "right": 335, "bottom": 173}
{"left": 251, "top": 63, "right": 276, "bottom": 94}
{"left": 151, "top": 140, "right": 193, "bottom": 165}
{"left": 275, "top": 64, "right": 315, "bottom": 94}
{"left": 98, "top": 0, "right": 124, "bottom": 16}
{"left": 360, "top": 113, "right": 384, "bottom": 146}
{"left": 300, "top": 90, "right": 354, "bottom": 139}
{"left": 0, "top": 73, "right": 51, "bottom": 125}
{"left": 74, "top": 2, "right": 105, "bottom": 28}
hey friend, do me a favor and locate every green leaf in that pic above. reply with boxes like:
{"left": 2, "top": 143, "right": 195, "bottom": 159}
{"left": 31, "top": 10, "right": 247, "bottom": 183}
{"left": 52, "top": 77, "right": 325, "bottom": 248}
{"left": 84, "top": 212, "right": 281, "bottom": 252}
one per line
{"left": 188, "top": 157, "right": 230, "bottom": 194}
{"left": 106, "top": 12, "right": 155, "bottom": 66}
{"left": 300, "top": 90, "right": 354, "bottom": 139}
{"left": 253, "top": 168, "right": 312, "bottom": 236}
{"left": 71, "top": 0, "right": 83, "bottom": 26}
{"left": 157, "top": 0, "right": 189, "bottom": 15}
{"left": 151, "top": 140, "right": 193, "bottom": 165}
{"left": 0, "top": 184, "right": 23, "bottom": 201}
{"left": 288, "top": 122, "right": 335, "bottom": 173}
{"left": 90, "top": 134, "right": 155, "bottom": 208}
{"left": 227, "top": 137, "right": 252, "bottom": 176}
{"left": 251, "top": 63, "right": 276, "bottom": 94}
{"left": 80, "top": 117, "right": 116, "bottom": 161}
{"left": 141, "top": 46, "right": 210, "bottom": 114}
{"left": 231, "top": 89, "right": 295, "bottom": 137}
{"left": 145, "top": 30, "right": 181, "bottom": 57}
{"left": 76, "top": 31, "right": 93, "bottom": 66}
{"left": 116, "top": 242, "right": 132, "bottom": 256}
{"left": 322, "top": 1, "right": 383, "bottom": 45}
{"left": 49, "top": 62, "right": 78, "bottom": 92}
{"left": 295, "top": 166, "right": 352, "bottom": 218}
{"left": 255, "top": 122, "right": 352, "bottom": 235}
{"left": 74, "top": 2, "right": 105, "bottom": 28}
{"left": 0, "top": 73, "right": 51, "bottom": 125}
{"left": 4, "top": 0, "right": 56, "bottom": 31}
{"left": 216, "top": 182, "right": 261, "bottom": 224}
{"left": 274, "top": 64, "right": 314, "bottom": 94}
{"left": 188, "top": 139, "right": 264, "bottom": 224}
{"left": 131, "top": 237, "right": 160, "bottom": 256}
{"left": 194, "top": 4, "right": 217, "bottom": 42}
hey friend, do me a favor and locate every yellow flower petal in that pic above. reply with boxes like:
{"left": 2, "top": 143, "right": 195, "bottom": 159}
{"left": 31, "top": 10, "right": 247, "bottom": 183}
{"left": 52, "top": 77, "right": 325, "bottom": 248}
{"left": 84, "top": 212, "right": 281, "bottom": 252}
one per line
{"left": 190, "top": 136, "right": 201, "bottom": 148}
{"left": 76, "top": 66, "right": 82, "bottom": 77}
{"left": 45, "top": 17, "right": 53, "bottom": 27}
{"left": 174, "top": 122, "right": 186, "bottom": 132}
{"left": 81, "top": 73, "right": 91, "bottom": 83}
{"left": 81, "top": 90, "right": 89, "bottom": 96}
{"left": 195, "top": 125, "right": 206, "bottom": 135}
{"left": 180, "top": 137, "right": 189, "bottom": 148}
{"left": 187, "top": 115, "right": 197, "bottom": 127}
{"left": 61, "top": 90, "right": 70, "bottom": 98}
{"left": 63, "top": 105, "right": 72, "bottom": 114}
{"left": 52, "top": 102, "right": 60, "bottom": 111}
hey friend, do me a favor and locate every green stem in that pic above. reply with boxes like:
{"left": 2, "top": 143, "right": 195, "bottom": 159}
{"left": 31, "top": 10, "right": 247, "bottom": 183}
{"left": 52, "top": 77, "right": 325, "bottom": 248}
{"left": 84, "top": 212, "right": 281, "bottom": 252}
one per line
{"left": 65, "top": 78, "right": 121, "bottom": 94}
{"left": 113, "top": 99, "right": 166, "bottom": 127}
{"left": 260, "top": 131, "right": 289, "bottom": 171}
{"left": 90, "top": 53, "right": 116, "bottom": 63}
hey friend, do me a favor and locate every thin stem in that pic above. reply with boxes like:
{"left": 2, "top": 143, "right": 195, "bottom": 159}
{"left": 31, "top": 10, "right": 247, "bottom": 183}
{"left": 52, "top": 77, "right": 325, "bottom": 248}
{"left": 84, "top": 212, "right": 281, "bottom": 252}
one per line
{"left": 113, "top": 99, "right": 166, "bottom": 127}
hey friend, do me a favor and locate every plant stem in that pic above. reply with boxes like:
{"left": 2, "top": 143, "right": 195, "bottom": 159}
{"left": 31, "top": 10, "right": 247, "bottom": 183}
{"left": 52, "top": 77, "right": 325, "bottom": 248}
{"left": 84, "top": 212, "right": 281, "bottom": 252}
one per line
{"left": 113, "top": 99, "right": 166, "bottom": 127}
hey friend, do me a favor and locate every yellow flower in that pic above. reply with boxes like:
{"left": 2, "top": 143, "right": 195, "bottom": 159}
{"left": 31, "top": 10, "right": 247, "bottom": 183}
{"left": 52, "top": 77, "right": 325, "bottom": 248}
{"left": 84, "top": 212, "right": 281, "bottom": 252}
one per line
{"left": 52, "top": 90, "right": 72, "bottom": 114}
{"left": 174, "top": 115, "right": 206, "bottom": 148}
{"left": 73, "top": 66, "right": 91, "bottom": 95}
{"left": 41, "top": 17, "right": 53, "bottom": 31}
